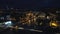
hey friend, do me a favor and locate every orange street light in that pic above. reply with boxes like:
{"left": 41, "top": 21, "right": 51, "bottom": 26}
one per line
{"left": 50, "top": 21, "right": 58, "bottom": 28}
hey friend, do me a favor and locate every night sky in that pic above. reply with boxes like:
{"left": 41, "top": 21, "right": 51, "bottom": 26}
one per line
{"left": 0, "top": 0, "right": 60, "bottom": 9}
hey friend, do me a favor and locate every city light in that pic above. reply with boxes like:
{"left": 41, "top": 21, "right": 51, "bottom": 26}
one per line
{"left": 0, "top": 8, "right": 60, "bottom": 34}
{"left": 51, "top": 23, "right": 57, "bottom": 26}
{"left": 50, "top": 21, "right": 58, "bottom": 28}
{"left": 4, "top": 21, "right": 12, "bottom": 27}
{"left": 47, "top": 16, "right": 50, "bottom": 19}
{"left": 5, "top": 21, "right": 11, "bottom": 24}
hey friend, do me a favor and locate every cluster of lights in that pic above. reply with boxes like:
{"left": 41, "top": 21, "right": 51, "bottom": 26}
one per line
{"left": 0, "top": 11, "right": 58, "bottom": 28}
{"left": 20, "top": 12, "right": 46, "bottom": 25}
{"left": 19, "top": 11, "right": 59, "bottom": 28}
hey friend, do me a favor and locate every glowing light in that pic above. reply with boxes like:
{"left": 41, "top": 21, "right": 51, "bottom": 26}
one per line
{"left": 50, "top": 21, "right": 58, "bottom": 28}
{"left": 47, "top": 16, "right": 50, "bottom": 19}
{"left": 51, "top": 23, "right": 57, "bottom": 26}
{"left": 26, "top": 12, "right": 33, "bottom": 16}
{"left": 5, "top": 21, "right": 11, "bottom": 25}
{"left": 4, "top": 21, "right": 12, "bottom": 27}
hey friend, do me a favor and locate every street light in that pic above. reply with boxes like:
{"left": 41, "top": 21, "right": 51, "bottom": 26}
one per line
{"left": 49, "top": 20, "right": 58, "bottom": 28}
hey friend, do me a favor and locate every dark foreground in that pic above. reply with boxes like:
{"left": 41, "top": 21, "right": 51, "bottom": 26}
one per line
{"left": 0, "top": 29, "right": 57, "bottom": 34}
